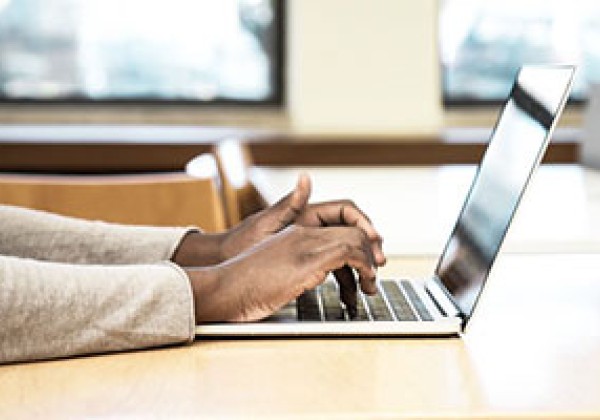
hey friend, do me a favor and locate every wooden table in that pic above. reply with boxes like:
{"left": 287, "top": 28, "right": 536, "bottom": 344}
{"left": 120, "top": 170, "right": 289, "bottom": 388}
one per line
{"left": 1, "top": 254, "right": 600, "bottom": 419}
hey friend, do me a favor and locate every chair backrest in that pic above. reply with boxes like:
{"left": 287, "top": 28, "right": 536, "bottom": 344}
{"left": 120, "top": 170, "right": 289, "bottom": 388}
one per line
{"left": 0, "top": 167, "right": 227, "bottom": 233}
{"left": 187, "top": 139, "right": 268, "bottom": 227}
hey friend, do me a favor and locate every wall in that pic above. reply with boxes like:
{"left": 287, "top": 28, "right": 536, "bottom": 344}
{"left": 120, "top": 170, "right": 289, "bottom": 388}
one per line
{"left": 287, "top": 0, "right": 443, "bottom": 135}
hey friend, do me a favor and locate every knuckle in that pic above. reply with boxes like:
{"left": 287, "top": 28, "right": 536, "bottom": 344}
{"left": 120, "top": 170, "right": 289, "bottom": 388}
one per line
{"left": 372, "top": 231, "right": 383, "bottom": 242}
{"left": 341, "top": 199, "right": 357, "bottom": 208}
{"left": 350, "top": 226, "right": 368, "bottom": 242}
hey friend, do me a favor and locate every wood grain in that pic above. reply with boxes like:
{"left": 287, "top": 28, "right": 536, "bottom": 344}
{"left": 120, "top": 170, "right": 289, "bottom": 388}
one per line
{"left": 1, "top": 254, "right": 600, "bottom": 419}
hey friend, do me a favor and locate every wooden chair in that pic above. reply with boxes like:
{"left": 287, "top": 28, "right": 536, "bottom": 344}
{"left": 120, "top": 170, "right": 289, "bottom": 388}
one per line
{"left": 187, "top": 139, "right": 268, "bottom": 228}
{"left": 0, "top": 155, "right": 227, "bottom": 232}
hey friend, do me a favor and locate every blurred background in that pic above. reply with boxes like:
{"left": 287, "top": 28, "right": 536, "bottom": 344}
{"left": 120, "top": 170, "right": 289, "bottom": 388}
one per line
{"left": 0, "top": 0, "right": 597, "bottom": 133}
{"left": 1, "top": 0, "right": 599, "bottom": 252}
{"left": 0, "top": 0, "right": 599, "bottom": 172}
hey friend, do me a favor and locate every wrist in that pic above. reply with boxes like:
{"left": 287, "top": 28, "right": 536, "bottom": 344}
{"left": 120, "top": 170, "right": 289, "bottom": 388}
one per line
{"left": 185, "top": 267, "right": 219, "bottom": 324}
{"left": 172, "top": 231, "right": 227, "bottom": 266}
{"left": 186, "top": 265, "right": 238, "bottom": 324}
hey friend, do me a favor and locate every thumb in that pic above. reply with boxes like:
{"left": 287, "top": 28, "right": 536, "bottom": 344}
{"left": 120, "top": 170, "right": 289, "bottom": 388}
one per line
{"left": 272, "top": 173, "right": 311, "bottom": 226}
{"left": 291, "top": 172, "right": 311, "bottom": 209}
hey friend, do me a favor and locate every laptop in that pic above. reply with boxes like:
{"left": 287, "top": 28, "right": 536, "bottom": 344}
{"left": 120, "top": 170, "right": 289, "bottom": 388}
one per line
{"left": 195, "top": 64, "right": 575, "bottom": 337}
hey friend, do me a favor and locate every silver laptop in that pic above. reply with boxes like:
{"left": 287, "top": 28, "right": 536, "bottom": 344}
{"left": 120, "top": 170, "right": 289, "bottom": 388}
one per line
{"left": 195, "top": 65, "right": 575, "bottom": 337}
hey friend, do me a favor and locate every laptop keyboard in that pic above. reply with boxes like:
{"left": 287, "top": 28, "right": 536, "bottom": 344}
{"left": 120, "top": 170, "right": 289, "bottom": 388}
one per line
{"left": 291, "top": 280, "right": 433, "bottom": 323}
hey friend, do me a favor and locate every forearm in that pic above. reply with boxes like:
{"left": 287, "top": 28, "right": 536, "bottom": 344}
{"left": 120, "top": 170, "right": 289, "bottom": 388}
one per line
{"left": 0, "top": 205, "right": 194, "bottom": 264}
{"left": 0, "top": 255, "right": 194, "bottom": 364}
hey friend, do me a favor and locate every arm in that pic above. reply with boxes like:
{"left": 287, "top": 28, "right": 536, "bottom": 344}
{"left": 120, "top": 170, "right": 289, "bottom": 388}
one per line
{"left": 0, "top": 204, "right": 221, "bottom": 265}
{"left": 1, "top": 186, "right": 380, "bottom": 363}
{"left": 0, "top": 225, "right": 377, "bottom": 363}
{"left": 0, "top": 255, "right": 194, "bottom": 364}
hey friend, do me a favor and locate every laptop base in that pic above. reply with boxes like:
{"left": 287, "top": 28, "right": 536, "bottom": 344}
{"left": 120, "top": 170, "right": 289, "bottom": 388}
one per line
{"left": 194, "top": 318, "right": 462, "bottom": 337}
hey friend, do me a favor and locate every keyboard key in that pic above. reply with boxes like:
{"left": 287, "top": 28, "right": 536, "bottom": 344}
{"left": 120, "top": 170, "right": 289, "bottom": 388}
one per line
{"left": 400, "top": 280, "right": 433, "bottom": 321}
{"left": 381, "top": 280, "right": 418, "bottom": 321}
{"left": 321, "top": 283, "right": 345, "bottom": 321}
{"left": 351, "top": 294, "right": 370, "bottom": 321}
{"left": 297, "top": 288, "right": 322, "bottom": 321}
{"left": 364, "top": 287, "right": 394, "bottom": 321}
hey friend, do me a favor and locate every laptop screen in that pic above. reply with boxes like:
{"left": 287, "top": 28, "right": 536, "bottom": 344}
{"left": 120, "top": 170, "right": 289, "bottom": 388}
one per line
{"left": 435, "top": 65, "right": 575, "bottom": 319}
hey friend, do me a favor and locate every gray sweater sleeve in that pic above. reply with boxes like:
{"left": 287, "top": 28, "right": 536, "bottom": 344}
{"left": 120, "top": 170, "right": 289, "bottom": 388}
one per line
{"left": 0, "top": 205, "right": 198, "bottom": 364}
{"left": 0, "top": 256, "right": 195, "bottom": 364}
{"left": 0, "top": 205, "right": 194, "bottom": 264}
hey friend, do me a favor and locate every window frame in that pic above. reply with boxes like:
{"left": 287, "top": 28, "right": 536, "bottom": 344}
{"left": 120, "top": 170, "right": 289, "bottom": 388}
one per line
{"left": 442, "top": 67, "right": 588, "bottom": 107}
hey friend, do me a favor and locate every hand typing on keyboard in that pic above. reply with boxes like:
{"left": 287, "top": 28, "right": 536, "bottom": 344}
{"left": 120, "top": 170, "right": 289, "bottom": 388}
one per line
{"left": 178, "top": 174, "right": 386, "bottom": 323}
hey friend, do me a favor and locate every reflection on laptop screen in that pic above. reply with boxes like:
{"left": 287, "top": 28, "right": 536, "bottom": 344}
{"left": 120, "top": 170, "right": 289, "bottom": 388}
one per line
{"left": 436, "top": 65, "right": 575, "bottom": 318}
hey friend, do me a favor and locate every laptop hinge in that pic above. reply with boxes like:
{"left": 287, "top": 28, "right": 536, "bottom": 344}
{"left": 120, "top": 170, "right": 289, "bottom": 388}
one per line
{"left": 425, "top": 275, "right": 464, "bottom": 320}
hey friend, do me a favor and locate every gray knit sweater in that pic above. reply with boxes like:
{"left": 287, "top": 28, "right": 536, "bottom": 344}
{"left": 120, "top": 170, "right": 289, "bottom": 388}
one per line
{"left": 0, "top": 205, "right": 196, "bottom": 364}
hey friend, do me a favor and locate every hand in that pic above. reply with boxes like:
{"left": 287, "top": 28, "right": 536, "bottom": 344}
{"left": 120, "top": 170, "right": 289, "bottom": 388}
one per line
{"left": 186, "top": 224, "right": 377, "bottom": 323}
{"left": 219, "top": 174, "right": 386, "bottom": 267}
{"left": 174, "top": 174, "right": 386, "bottom": 315}
{"left": 218, "top": 174, "right": 385, "bottom": 314}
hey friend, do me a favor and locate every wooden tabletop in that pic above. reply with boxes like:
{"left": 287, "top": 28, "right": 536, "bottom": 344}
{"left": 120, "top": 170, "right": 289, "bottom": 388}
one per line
{"left": 1, "top": 253, "right": 600, "bottom": 419}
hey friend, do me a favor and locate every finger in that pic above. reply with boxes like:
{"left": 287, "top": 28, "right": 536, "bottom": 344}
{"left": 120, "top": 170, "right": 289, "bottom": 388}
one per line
{"left": 337, "top": 203, "right": 386, "bottom": 266}
{"left": 271, "top": 173, "right": 312, "bottom": 227}
{"left": 303, "top": 201, "right": 386, "bottom": 266}
{"left": 316, "top": 237, "right": 377, "bottom": 295}
{"left": 348, "top": 226, "right": 379, "bottom": 295}
{"left": 343, "top": 248, "right": 377, "bottom": 295}
{"left": 333, "top": 265, "right": 357, "bottom": 317}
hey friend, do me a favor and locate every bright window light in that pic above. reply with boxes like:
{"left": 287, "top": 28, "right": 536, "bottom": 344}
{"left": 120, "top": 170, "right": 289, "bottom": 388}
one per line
{"left": 440, "top": 0, "right": 600, "bottom": 104}
{"left": 0, "top": 0, "right": 282, "bottom": 103}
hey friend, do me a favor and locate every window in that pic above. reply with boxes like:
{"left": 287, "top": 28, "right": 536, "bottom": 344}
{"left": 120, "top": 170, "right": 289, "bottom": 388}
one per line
{"left": 440, "top": 1, "right": 600, "bottom": 105}
{"left": 0, "top": 0, "right": 283, "bottom": 104}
